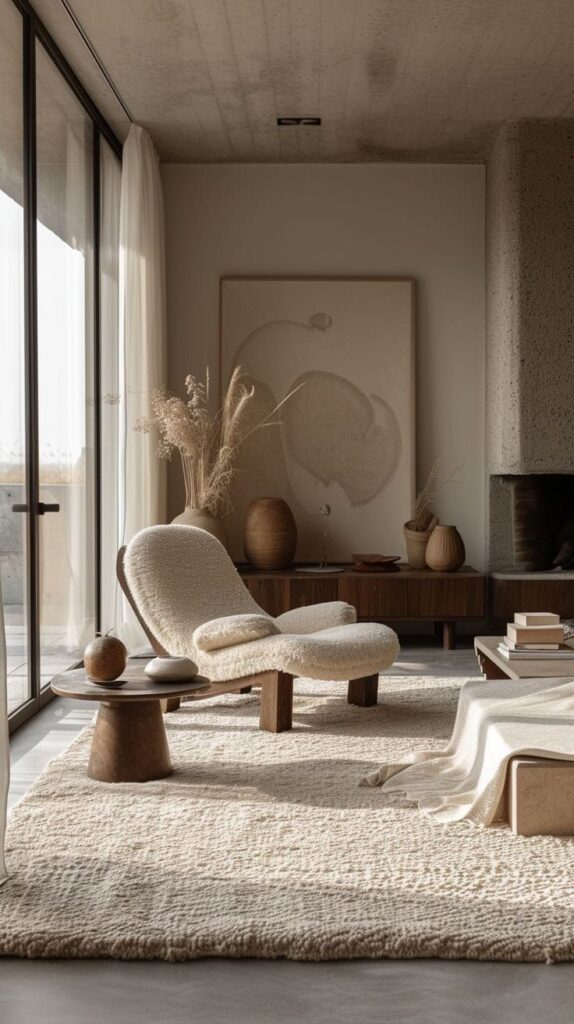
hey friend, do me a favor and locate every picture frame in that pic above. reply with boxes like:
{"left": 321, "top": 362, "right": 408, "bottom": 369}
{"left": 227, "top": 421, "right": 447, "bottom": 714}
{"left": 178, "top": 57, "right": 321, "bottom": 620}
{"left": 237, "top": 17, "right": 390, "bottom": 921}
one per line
{"left": 220, "top": 276, "right": 415, "bottom": 561}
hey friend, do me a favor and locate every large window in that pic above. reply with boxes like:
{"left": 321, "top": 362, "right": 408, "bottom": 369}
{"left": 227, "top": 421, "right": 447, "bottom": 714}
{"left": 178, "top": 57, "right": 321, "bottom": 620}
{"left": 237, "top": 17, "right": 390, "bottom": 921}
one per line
{"left": 0, "top": 0, "right": 121, "bottom": 728}
{"left": 0, "top": 0, "right": 28, "bottom": 715}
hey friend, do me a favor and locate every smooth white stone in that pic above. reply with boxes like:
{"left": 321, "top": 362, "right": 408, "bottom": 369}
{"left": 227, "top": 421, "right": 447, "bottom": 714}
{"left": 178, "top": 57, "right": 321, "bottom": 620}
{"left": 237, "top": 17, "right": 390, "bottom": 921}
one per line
{"left": 144, "top": 656, "right": 198, "bottom": 681}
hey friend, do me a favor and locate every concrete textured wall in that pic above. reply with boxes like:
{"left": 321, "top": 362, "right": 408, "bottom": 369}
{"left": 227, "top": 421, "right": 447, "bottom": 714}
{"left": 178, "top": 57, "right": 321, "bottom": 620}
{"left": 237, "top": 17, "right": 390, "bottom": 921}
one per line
{"left": 163, "top": 163, "right": 486, "bottom": 569}
{"left": 487, "top": 120, "right": 574, "bottom": 475}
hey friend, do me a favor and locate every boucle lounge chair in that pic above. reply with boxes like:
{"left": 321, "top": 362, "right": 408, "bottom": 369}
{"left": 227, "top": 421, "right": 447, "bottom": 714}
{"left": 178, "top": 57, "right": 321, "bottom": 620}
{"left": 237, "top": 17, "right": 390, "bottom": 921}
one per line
{"left": 122, "top": 525, "right": 399, "bottom": 732}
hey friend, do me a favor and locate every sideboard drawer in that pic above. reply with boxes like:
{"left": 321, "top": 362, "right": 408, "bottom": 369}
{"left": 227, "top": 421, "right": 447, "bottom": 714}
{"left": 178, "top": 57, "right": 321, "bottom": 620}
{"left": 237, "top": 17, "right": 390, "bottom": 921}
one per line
{"left": 244, "top": 577, "right": 286, "bottom": 617}
{"left": 339, "top": 576, "right": 409, "bottom": 619}
{"left": 287, "top": 578, "right": 339, "bottom": 608}
{"left": 407, "top": 577, "right": 485, "bottom": 618}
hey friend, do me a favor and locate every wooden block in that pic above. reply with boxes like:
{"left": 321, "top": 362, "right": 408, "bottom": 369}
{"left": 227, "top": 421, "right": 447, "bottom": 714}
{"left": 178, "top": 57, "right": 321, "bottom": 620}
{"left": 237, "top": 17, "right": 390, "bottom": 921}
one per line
{"left": 508, "top": 756, "right": 574, "bottom": 836}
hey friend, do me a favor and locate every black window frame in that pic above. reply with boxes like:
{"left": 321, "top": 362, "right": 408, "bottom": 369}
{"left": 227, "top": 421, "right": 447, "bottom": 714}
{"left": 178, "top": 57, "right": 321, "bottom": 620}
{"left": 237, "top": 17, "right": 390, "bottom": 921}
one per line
{"left": 7, "top": 0, "right": 122, "bottom": 732}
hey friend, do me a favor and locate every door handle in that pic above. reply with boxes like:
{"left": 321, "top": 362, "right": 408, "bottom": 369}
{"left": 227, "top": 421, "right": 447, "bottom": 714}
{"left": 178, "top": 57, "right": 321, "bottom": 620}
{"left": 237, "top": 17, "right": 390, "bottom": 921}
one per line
{"left": 11, "top": 503, "right": 60, "bottom": 514}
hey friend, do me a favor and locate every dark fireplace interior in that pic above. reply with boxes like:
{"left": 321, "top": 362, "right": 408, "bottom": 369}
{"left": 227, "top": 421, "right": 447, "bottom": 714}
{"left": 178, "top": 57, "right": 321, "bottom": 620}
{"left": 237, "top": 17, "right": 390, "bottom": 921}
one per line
{"left": 492, "top": 474, "right": 574, "bottom": 572}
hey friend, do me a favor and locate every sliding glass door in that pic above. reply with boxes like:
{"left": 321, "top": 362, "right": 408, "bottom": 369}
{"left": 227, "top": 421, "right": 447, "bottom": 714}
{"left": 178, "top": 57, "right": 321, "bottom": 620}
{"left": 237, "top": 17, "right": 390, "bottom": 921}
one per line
{"left": 0, "top": 0, "right": 30, "bottom": 715}
{"left": 36, "top": 43, "right": 96, "bottom": 684}
{"left": 0, "top": 0, "right": 122, "bottom": 729}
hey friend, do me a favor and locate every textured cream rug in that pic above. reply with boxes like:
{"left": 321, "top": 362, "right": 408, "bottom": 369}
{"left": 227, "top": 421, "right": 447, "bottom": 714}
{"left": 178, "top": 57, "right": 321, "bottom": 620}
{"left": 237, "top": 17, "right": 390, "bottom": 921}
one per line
{"left": 2, "top": 675, "right": 574, "bottom": 962}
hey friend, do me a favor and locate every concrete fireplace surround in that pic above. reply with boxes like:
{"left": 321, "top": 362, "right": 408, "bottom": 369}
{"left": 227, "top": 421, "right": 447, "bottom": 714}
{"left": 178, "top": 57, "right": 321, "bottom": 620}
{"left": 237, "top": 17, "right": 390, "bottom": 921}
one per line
{"left": 487, "top": 120, "right": 574, "bottom": 571}
{"left": 487, "top": 119, "right": 574, "bottom": 476}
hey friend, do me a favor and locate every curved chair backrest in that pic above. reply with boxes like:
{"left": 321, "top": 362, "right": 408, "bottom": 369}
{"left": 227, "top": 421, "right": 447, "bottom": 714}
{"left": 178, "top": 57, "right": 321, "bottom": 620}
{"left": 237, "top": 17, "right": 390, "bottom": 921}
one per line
{"left": 116, "top": 546, "right": 168, "bottom": 656}
{"left": 123, "top": 525, "right": 264, "bottom": 658}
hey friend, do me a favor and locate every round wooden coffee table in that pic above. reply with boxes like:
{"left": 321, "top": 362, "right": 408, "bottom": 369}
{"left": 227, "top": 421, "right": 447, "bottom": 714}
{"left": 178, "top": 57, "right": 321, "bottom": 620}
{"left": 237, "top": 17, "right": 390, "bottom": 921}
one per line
{"left": 51, "top": 664, "right": 211, "bottom": 784}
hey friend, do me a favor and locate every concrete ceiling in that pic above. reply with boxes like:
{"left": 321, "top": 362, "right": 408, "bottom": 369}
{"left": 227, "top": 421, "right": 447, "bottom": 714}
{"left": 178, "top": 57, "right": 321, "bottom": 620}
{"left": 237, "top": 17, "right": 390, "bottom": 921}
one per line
{"left": 28, "top": 0, "right": 574, "bottom": 162}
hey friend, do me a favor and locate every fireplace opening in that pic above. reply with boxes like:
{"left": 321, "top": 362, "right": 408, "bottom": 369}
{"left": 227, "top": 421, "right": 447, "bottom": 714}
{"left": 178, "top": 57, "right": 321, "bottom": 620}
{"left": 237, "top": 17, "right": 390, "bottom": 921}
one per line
{"left": 490, "top": 474, "right": 574, "bottom": 573}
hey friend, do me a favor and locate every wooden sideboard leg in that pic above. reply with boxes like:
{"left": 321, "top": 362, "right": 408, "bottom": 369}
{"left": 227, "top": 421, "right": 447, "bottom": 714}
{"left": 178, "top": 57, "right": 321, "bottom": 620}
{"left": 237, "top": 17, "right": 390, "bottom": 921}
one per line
{"left": 160, "top": 697, "right": 181, "bottom": 713}
{"left": 443, "top": 621, "right": 455, "bottom": 650}
{"left": 347, "top": 674, "right": 379, "bottom": 707}
{"left": 259, "top": 671, "right": 293, "bottom": 733}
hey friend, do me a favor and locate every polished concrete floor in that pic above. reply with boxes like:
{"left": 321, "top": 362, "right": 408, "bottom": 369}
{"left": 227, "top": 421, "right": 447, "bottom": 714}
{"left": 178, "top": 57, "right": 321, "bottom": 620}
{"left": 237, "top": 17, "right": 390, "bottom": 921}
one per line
{"left": 3, "top": 643, "right": 573, "bottom": 1024}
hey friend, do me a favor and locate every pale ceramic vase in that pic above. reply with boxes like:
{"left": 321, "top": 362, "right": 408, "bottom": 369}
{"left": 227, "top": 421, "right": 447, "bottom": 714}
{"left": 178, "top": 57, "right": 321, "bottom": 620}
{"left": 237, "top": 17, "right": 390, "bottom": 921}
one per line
{"left": 171, "top": 507, "right": 228, "bottom": 550}
{"left": 425, "top": 525, "right": 465, "bottom": 572}
{"left": 403, "top": 520, "right": 433, "bottom": 569}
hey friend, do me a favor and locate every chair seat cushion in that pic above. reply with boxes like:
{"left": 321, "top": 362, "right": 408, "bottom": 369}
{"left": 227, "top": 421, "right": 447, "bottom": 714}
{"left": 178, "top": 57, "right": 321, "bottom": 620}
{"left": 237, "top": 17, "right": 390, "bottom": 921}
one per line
{"left": 196, "top": 621, "right": 400, "bottom": 682}
{"left": 193, "top": 613, "right": 279, "bottom": 652}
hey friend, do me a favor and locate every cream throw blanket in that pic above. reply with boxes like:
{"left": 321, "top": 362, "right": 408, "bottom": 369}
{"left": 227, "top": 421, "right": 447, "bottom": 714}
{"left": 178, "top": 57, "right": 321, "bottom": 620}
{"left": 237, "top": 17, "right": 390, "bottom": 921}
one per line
{"left": 361, "top": 676, "right": 574, "bottom": 826}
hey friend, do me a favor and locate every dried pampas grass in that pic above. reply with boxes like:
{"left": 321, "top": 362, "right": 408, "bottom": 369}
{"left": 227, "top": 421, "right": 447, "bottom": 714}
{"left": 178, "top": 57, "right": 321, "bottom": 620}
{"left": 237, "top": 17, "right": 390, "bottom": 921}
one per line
{"left": 411, "top": 459, "right": 462, "bottom": 530}
{"left": 137, "top": 368, "right": 301, "bottom": 517}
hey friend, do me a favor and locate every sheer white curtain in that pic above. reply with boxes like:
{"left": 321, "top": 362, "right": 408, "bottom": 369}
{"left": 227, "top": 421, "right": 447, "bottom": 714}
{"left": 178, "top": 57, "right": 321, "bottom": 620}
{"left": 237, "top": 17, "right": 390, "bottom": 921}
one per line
{"left": 118, "top": 125, "right": 167, "bottom": 648}
{"left": 0, "top": 575, "right": 8, "bottom": 885}
{"left": 100, "top": 141, "right": 122, "bottom": 635}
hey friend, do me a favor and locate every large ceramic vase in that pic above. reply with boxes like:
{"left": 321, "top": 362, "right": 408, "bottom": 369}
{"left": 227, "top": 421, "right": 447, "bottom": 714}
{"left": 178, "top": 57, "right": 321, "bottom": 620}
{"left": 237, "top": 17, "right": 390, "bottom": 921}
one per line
{"left": 244, "top": 497, "right": 297, "bottom": 570}
{"left": 403, "top": 520, "right": 433, "bottom": 569}
{"left": 425, "top": 525, "right": 465, "bottom": 573}
{"left": 171, "top": 506, "right": 228, "bottom": 550}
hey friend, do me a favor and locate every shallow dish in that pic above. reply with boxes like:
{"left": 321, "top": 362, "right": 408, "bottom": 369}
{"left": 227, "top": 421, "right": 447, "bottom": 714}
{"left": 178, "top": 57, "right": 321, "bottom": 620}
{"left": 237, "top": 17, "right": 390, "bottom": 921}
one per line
{"left": 87, "top": 678, "right": 128, "bottom": 688}
{"left": 351, "top": 553, "right": 401, "bottom": 564}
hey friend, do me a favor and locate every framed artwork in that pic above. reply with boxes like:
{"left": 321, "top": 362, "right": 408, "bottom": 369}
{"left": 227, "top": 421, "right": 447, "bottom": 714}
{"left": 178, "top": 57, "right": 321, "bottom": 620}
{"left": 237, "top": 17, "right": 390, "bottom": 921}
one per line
{"left": 220, "top": 277, "right": 415, "bottom": 561}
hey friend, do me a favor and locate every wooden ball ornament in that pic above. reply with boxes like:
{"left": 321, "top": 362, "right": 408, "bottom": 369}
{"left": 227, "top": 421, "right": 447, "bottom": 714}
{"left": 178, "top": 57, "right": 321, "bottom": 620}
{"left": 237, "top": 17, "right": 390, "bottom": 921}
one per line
{"left": 84, "top": 634, "right": 128, "bottom": 683}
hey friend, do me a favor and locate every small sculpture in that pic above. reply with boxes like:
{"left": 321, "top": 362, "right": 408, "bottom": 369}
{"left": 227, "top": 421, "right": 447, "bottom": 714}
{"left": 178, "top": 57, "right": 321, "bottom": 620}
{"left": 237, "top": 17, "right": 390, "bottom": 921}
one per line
{"left": 320, "top": 503, "right": 331, "bottom": 567}
{"left": 145, "top": 656, "right": 198, "bottom": 682}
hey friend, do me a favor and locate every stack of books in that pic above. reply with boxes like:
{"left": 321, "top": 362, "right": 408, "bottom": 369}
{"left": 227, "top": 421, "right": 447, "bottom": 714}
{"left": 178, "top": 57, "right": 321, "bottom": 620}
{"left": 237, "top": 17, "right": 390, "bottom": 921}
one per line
{"left": 498, "top": 612, "right": 574, "bottom": 660}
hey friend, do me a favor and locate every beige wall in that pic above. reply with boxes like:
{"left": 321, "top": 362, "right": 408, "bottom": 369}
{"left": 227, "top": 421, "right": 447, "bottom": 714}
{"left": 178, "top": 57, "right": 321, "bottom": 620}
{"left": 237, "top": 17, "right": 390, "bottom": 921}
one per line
{"left": 162, "top": 163, "right": 486, "bottom": 568}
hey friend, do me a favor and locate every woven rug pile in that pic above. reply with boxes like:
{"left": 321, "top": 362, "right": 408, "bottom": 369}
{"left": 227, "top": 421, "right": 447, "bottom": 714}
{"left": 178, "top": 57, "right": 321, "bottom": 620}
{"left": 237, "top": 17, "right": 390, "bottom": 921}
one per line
{"left": 2, "top": 675, "right": 574, "bottom": 962}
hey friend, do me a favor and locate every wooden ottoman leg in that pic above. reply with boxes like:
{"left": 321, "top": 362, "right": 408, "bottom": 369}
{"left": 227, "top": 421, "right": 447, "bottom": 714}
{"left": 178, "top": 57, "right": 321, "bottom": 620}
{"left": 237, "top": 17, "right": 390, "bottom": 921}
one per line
{"left": 88, "top": 700, "right": 173, "bottom": 783}
{"left": 260, "top": 671, "right": 293, "bottom": 733}
{"left": 347, "top": 674, "right": 379, "bottom": 707}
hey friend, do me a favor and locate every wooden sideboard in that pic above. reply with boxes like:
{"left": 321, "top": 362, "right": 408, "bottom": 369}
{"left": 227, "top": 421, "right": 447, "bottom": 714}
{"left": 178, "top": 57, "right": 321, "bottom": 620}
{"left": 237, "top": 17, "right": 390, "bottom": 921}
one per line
{"left": 489, "top": 574, "right": 574, "bottom": 626}
{"left": 237, "top": 564, "right": 485, "bottom": 650}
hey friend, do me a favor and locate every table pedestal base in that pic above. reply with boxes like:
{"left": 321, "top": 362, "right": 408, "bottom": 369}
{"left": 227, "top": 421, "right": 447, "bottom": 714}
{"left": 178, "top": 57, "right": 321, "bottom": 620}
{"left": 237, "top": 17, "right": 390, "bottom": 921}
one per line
{"left": 88, "top": 700, "right": 173, "bottom": 783}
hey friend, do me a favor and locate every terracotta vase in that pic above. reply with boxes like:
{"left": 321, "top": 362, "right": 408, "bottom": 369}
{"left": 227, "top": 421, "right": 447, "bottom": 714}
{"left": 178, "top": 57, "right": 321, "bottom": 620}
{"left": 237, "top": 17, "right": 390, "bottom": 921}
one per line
{"left": 171, "top": 506, "right": 228, "bottom": 550}
{"left": 425, "top": 525, "right": 465, "bottom": 572}
{"left": 403, "top": 520, "right": 433, "bottom": 569}
{"left": 244, "top": 497, "right": 297, "bottom": 570}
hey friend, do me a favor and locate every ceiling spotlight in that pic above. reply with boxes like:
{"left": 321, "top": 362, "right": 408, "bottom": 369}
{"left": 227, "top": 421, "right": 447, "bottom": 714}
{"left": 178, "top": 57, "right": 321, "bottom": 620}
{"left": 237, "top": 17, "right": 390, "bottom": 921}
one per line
{"left": 277, "top": 117, "right": 321, "bottom": 126}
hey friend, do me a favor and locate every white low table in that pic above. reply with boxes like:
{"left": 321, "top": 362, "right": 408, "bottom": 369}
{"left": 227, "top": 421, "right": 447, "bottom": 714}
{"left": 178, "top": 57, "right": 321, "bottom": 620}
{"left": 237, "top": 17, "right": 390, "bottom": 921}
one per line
{"left": 474, "top": 635, "right": 574, "bottom": 680}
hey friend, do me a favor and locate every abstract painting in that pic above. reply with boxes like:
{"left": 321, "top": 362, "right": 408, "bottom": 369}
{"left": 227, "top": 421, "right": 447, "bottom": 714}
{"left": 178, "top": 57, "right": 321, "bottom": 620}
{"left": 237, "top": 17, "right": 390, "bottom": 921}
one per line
{"left": 220, "top": 278, "right": 415, "bottom": 561}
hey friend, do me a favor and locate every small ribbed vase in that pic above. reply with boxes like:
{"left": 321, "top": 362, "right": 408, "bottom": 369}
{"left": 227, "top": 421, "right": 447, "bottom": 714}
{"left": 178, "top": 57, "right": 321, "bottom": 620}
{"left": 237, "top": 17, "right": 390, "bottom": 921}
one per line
{"left": 244, "top": 497, "right": 297, "bottom": 570}
{"left": 425, "top": 525, "right": 465, "bottom": 573}
{"left": 403, "top": 521, "right": 433, "bottom": 569}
